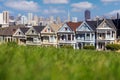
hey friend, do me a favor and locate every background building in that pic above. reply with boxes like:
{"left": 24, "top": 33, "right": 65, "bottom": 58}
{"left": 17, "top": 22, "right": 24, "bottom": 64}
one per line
{"left": 3, "top": 11, "right": 9, "bottom": 24}
{"left": 28, "top": 13, "right": 33, "bottom": 25}
{"left": 21, "top": 15, "right": 28, "bottom": 25}
{"left": 85, "top": 10, "right": 91, "bottom": 21}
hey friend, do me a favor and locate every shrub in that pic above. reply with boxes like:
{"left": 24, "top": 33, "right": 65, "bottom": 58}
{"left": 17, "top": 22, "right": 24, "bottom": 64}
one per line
{"left": 83, "top": 45, "right": 95, "bottom": 50}
{"left": 60, "top": 45, "right": 73, "bottom": 49}
{"left": 6, "top": 42, "right": 17, "bottom": 47}
{"left": 106, "top": 44, "right": 120, "bottom": 51}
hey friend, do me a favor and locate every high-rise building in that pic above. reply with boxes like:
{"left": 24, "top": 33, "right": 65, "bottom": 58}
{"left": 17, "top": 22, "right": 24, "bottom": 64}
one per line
{"left": 56, "top": 16, "right": 61, "bottom": 24}
{"left": 3, "top": 11, "right": 9, "bottom": 24}
{"left": 33, "top": 15, "right": 38, "bottom": 23}
{"left": 28, "top": 13, "right": 33, "bottom": 24}
{"left": 0, "top": 13, "right": 3, "bottom": 24}
{"left": 72, "top": 17, "right": 78, "bottom": 22}
{"left": 21, "top": 15, "right": 28, "bottom": 25}
{"left": 85, "top": 10, "right": 91, "bottom": 21}
{"left": 49, "top": 16, "right": 54, "bottom": 23}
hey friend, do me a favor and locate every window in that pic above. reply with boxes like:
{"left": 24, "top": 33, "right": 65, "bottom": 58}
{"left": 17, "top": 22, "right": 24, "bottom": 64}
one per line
{"left": 86, "top": 33, "right": 90, "bottom": 37}
{"left": 68, "top": 35, "right": 71, "bottom": 40}
{"left": 48, "top": 28, "right": 50, "bottom": 32}
{"left": 32, "top": 30, "right": 34, "bottom": 34}
{"left": 112, "top": 31, "right": 114, "bottom": 37}
{"left": 65, "top": 27, "right": 67, "bottom": 31}
{"left": 19, "top": 32, "right": 21, "bottom": 35}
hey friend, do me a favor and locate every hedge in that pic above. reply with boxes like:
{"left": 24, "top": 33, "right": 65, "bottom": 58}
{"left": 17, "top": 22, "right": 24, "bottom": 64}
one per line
{"left": 83, "top": 45, "right": 95, "bottom": 50}
{"left": 106, "top": 44, "right": 120, "bottom": 51}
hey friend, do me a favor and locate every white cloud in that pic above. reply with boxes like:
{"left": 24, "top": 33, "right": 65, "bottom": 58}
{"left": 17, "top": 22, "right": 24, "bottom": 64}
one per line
{"left": 4, "top": 1, "right": 40, "bottom": 12}
{"left": 71, "top": 2, "right": 94, "bottom": 12}
{"left": 101, "top": 0, "right": 120, "bottom": 3}
{"left": 43, "top": 8, "right": 65, "bottom": 14}
{"left": 108, "top": 9, "right": 120, "bottom": 15}
{"left": 43, "top": 0, "right": 69, "bottom": 4}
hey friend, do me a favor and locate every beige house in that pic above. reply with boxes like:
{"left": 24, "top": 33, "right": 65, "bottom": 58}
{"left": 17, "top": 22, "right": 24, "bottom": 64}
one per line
{"left": 96, "top": 19, "right": 116, "bottom": 50}
{"left": 0, "top": 26, "right": 25, "bottom": 44}
{"left": 41, "top": 23, "right": 62, "bottom": 47}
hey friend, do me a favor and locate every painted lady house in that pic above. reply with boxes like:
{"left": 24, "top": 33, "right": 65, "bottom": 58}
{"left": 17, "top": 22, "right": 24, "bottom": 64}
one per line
{"left": 41, "top": 23, "right": 62, "bottom": 47}
{"left": 25, "top": 26, "right": 45, "bottom": 45}
{"left": 76, "top": 21, "right": 97, "bottom": 49}
{"left": 57, "top": 21, "right": 82, "bottom": 49}
{"left": 96, "top": 19, "right": 116, "bottom": 50}
{"left": 13, "top": 27, "right": 29, "bottom": 45}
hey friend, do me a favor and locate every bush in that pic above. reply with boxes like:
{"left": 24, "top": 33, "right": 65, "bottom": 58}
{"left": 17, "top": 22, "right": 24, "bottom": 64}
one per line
{"left": 60, "top": 45, "right": 73, "bottom": 49}
{"left": 83, "top": 45, "right": 95, "bottom": 50}
{"left": 106, "top": 44, "right": 120, "bottom": 51}
{"left": 6, "top": 42, "right": 17, "bottom": 47}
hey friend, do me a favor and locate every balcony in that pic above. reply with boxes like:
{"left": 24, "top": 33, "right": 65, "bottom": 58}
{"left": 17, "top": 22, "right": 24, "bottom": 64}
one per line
{"left": 58, "top": 40, "right": 76, "bottom": 44}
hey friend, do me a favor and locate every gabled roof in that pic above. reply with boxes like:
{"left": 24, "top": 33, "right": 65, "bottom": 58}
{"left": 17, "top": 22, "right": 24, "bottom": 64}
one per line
{"left": 66, "top": 22, "right": 82, "bottom": 31}
{"left": 33, "top": 26, "right": 45, "bottom": 33}
{"left": 0, "top": 26, "right": 25, "bottom": 36}
{"left": 86, "top": 21, "right": 97, "bottom": 30}
{"left": 19, "top": 27, "right": 30, "bottom": 34}
{"left": 49, "top": 23, "right": 62, "bottom": 32}
{"left": 105, "top": 19, "right": 116, "bottom": 30}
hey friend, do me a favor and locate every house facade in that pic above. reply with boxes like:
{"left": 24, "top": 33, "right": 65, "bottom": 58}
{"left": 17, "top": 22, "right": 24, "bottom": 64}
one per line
{"left": 13, "top": 27, "right": 29, "bottom": 45}
{"left": 41, "top": 23, "right": 62, "bottom": 47}
{"left": 76, "top": 21, "right": 96, "bottom": 49}
{"left": 96, "top": 19, "right": 116, "bottom": 50}
{"left": 57, "top": 22, "right": 82, "bottom": 49}
{"left": 25, "top": 26, "right": 45, "bottom": 45}
{"left": 0, "top": 26, "right": 25, "bottom": 44}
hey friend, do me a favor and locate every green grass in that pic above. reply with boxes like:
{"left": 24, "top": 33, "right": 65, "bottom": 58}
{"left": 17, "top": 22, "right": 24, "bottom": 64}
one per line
{"left": 0, "top": 43, "right": 120, "bottom": 80}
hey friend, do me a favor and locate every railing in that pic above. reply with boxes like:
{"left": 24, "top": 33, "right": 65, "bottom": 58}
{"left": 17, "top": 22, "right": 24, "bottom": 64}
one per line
{"left": 26, "top": 41, "right": 41, "bottom": 45}
{"left": 58, "top": 40, "right": 76, "bottom": 44}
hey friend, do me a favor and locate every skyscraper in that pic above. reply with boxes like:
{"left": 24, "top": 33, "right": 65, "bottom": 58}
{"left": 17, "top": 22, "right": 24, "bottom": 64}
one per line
{"left": 85, "top": 10, "right": 91, "bottom": 21}
{"left": 21, "top": 15, "right": 28, "bottom": 25}
{"left": 56, "top": 16, "right": 61, "bottom": 24}
{"left": 3, "top": 11, "right": 9, "bottom": 24}
{"left": 28, "top": 13, "right": 33, "bottom": 24}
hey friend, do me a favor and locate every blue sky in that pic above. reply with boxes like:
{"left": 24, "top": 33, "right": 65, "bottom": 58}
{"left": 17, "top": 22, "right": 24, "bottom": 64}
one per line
{"left": 0, "top": 0, "right": 120, "bottom": 20}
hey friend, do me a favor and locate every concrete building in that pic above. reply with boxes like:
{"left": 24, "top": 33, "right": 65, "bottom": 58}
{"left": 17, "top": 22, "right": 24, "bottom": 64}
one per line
{"left": 3, "top": 11, "right": 9, "bottom": 24}
{"left": 0, "top": 11, "right": 9, "bottom": 27}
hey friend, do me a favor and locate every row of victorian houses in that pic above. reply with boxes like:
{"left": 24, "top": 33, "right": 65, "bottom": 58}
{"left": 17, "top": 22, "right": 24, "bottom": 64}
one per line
{"left": 0, "top": 19, "right": 119, "bottom": 50}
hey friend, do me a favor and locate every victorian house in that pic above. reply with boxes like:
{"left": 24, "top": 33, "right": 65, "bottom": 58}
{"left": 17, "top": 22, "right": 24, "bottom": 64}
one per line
{"left": 41, "top": 23, "right": 62, "bottom": 47}
{"left": 96, "top": 19, "right": 116, "bottom": 50}
{"left": 76, "top": 21, "right": 96, "bottom": 49}
{"left": 13, "top": 27, "right": 29, "bottom": 45}
{"left": 25, "top": 26, "right": 45, "bottom": 45}
{"left": 57, "top": 22, "right": 82, "bottom": 49}
{"left": 0, "top": 25, "right": 25, "bottom": 43}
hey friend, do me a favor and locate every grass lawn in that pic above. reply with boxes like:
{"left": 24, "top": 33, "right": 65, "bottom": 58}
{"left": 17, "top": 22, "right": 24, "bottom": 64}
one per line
{"left": 0, "top": 43, "right": 120, "bottom": 80}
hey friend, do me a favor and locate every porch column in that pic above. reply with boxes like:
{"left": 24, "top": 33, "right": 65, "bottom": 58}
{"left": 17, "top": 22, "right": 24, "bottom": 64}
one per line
{"left": 66, "top": 34, "right": 68, "bottom": 41}
{"left": 60, "top": 34, "right": 62, "bottom": 40}
{"left": 110, "top": 31, "right": 112, "bottom": 38}
{"left": 105, "top": 31, "right": 107, "bottom": 40}
{"left": 90, "top": 33, "right": 92, "bottom": 40}
{"left": 85, "top": 33, "right": 86, "bottom": 40}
